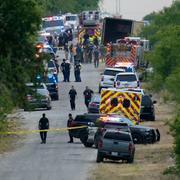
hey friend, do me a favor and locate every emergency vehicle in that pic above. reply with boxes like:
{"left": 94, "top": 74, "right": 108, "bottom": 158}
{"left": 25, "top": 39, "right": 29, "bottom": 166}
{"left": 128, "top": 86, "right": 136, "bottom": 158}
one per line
{"left": 42, "top": 16, "right": 65, "bottom": 35}
{"left": 105, "top": 38, "right": 146, "bottom": 68}
{"left": 100, "top": 88, "right": 143, "bottom": 122}
{"left": 78, "top": 11, "right": 101, "bottom": 44}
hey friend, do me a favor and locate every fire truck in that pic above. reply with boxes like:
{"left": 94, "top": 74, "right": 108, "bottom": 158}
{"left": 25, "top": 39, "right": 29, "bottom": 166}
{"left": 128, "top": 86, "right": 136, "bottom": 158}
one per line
{"left": 78, "top": 11, "right": 102, "bottom": 44}
{"left": 101, "top": 17, "right": 149, "bottom": 68}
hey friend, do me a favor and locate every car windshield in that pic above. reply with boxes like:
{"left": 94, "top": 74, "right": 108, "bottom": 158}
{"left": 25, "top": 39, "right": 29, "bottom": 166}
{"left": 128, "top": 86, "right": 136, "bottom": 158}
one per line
{"left": 104, "top": 132, "right": 131, "bottom": 141}
{"left": 42, "top": 20, "right": 64, "bottom": 28}
{"left": 116, "top": 74, "right": 137, "bottom": 81}
{"left": 104, "top": 70, "right": 124, "bottom": 76}
{"left": 92, "top": 95, "right": 100, "bottom": 103}
{"left": 66, "top": 16, "right": 77, "bottom": 21}
{"left": 118, "top": 118, "right": 134, "bottom": 126}
{"left": 119, "top": 66, "right": 133, "bottom": 72}
{"left": 37, "top": 89, "right": 48, "bottom": 96}
{"left": 27, "top": 84, "right": 44, "bottom": 89}
{"left": 41, "top": 48, "right": 53, "bottom": 54}
{"left": 141, "top": 96, "right": 152, "bottom": 106}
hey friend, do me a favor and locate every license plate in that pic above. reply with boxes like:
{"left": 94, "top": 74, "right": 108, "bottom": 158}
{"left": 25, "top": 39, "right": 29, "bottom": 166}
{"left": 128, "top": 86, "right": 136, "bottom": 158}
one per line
{"left": 111, "top": 152, "right": 118, "bottom": 156}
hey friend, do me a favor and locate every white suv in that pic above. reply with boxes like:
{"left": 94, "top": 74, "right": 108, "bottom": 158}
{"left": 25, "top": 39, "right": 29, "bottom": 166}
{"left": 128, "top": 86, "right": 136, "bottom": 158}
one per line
{"left": 99, "top": 68, "right": 125, "bottom": 93}
{"left": 114, "top": 72, "right": 140, "bottom": 89}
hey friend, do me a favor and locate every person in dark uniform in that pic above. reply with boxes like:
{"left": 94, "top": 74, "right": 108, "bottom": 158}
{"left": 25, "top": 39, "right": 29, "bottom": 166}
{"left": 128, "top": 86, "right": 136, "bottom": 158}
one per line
{"left": 61, "top": 59, "right": 66, "bottom": 81}
{"left": 83, "top": 86, "right": 94, "bottom": 108}
{"left": 69, "top": 86, "right": 77, "bottom": 110}
{"left": 39, "top": 113, "right": 49, "bottom": 144}
{"left": 67, "top": 113, "right": 74, "bottom": 143}
{"left": 74, "top": 61, "right": 82, "bottom": 82}
{"left": 64, "top": 60, "right": 71, "bottom": 82}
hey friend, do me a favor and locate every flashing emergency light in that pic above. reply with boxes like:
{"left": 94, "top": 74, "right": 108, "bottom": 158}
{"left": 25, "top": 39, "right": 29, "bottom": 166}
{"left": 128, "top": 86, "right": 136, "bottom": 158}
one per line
{"left": 36, "top": 74, "right": 41, "bottom": 80}
{"left": 36, "top": 44, "right": 43, "bottom": 49}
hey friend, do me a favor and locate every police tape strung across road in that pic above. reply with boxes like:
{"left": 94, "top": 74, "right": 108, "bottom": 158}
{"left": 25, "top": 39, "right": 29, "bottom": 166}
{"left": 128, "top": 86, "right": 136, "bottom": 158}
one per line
{"left": 0, "top": 126, "right": 87, "bottom": 135}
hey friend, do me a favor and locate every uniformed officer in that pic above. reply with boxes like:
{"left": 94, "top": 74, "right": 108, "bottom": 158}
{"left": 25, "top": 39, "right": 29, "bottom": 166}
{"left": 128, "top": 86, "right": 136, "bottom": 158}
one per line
{"left": 39, "top": 113, "right": 49, "bottom": 144}
{"left": 67, "top": 113, "right": 74, "bottom": 143}
{"left": 83, "top": 86, "right": 94, "bottom": 108}
{"left": 69, "top": 86, "right": 77, "bottom": 110}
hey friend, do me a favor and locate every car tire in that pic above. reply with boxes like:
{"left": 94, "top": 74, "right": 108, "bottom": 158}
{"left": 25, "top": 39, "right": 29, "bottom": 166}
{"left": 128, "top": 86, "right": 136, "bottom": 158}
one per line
{"left": 151, "top": 115, "right": 155, "bottom": 121}
{"left": 132, "top": 134, "right": 143, "bottom": 144}
{"left": 55, "top": 95, "right": 59, "bottom": 101}
{"left": 80, "top": 134, "right": 88, "bottom": 144}
{"left": 84, "top": 142, "right": 94, "bottom": 147}
{"left": 47, "top": 106, "right": 52, "bottom": 110}
{"left": 96, "top": 151, "right": 103, "bottom": 163}
{"left": 127, "top": 156, "right": 134, "bottom": 163}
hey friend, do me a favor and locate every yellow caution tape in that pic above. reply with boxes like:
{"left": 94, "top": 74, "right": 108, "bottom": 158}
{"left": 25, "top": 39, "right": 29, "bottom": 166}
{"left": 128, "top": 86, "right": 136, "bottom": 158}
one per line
{"left": 0, "top": 126, "right": 87, "bottom": 135}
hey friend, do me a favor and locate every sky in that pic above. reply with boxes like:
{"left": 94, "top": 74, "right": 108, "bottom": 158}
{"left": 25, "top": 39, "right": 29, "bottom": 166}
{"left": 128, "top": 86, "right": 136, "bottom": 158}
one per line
{"left": 100, "top": 0, "right": 174, "bottom": 20}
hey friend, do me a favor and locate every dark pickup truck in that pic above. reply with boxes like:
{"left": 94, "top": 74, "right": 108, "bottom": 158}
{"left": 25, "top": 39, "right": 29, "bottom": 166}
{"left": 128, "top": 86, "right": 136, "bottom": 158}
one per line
{"left": 71, "top": 114, "right": 160, "bottom": 146}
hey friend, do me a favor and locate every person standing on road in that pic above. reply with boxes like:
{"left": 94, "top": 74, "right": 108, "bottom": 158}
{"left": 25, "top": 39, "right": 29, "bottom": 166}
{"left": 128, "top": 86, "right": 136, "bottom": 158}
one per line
{"left": 61, "top": 59, "right": 66, "bottom": 82}
{"left": 65, "top": 60, "right": 71, "bottom": 82}
{"left": 74, "top": 61, "right": 82, "bottom": 82}
{"left": 83, "top": 86, "right": 94, "bottom": 108}
{"left": 39, "top": 113, "right": 49, "bottom": 144}
{"left": 93, "top": 45, "right": 100, "bottom": 68}
{"left": 67, "top": 113, "right": 74, "bottom": 143}
{"left": 69, "top": 86, "right": 77, "bottom": 110}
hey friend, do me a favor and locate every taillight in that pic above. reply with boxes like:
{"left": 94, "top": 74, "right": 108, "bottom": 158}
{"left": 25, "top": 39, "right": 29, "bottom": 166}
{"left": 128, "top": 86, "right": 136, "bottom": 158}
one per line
{"left": 98, "top": 140, "right": 103, "bottom": 149}
{"left": 128, "top": 143, "right": 133, "bottom": 152}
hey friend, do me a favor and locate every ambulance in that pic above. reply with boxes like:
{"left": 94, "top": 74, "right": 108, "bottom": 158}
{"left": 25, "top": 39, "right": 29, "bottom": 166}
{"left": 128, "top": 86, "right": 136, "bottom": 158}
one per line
{"left": 100, "top": 88, "right": 143, "bottom": 122}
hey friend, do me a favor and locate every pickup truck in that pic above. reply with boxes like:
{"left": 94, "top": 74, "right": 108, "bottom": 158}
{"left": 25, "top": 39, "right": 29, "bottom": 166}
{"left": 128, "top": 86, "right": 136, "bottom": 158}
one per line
{"left": 97, "top": 129, "right": 135, "bottom": 163}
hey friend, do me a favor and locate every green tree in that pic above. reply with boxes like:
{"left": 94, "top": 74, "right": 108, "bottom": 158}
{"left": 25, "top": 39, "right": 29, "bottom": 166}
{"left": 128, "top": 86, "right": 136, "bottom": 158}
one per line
{"left": 0, "top": 0, "right": 41, "bottom": 110}
{"left": 141, "top": 1, "right": 180, "bottom": 174}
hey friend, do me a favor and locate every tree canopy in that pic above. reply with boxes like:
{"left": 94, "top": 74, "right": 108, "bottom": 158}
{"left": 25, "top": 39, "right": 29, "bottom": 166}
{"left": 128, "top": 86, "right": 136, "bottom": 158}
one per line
{"left": 141, "top": 0, "right": 180, "bottom": 173}
{"left": 0, "top": 0, "right": 41, "bottom": 115}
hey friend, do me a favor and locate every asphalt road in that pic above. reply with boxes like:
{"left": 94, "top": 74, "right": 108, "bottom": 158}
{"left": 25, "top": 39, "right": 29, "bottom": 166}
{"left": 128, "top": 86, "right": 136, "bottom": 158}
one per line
{"left": 0, "top": 50, "right": 102, "bottom": 180}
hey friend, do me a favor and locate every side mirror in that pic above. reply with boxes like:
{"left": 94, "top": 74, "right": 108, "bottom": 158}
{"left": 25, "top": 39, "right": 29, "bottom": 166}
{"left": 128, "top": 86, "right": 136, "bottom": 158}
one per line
{"left": 153, "top": 100, "right": 157, "bottom": 104}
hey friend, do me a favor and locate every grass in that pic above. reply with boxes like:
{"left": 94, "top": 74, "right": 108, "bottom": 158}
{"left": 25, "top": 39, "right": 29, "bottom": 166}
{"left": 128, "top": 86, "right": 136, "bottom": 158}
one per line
{"left": 0, "top": 116, "right": 23, "bottom": 154}
{"left": 89, "top": 92, "right": 179, "bottom": 180}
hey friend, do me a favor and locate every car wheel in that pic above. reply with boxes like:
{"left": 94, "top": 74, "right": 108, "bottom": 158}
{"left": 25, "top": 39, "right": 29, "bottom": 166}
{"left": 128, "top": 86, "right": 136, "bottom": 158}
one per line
{"left": 80, "top": 134, "right": 88, "bottom": 144}
{"left": 47, "top": 106, "right": 52, "bottom": 110}
{"left": 132, "top": 134, "right": 143, "bottom": 144}
{"left": 127, "top": 156, "right": 134, "bottom": 163}
{"left": 55, "top": 95, "right": 59, "bottom": 101}
{"left": 84, "top": 142, "right": 94, "bottom": 147}
{"left": 96, "top": 151, "right": 103, "bottom": 163}
{"left": 151, "top": 115, "right": 155, "bottom": 121}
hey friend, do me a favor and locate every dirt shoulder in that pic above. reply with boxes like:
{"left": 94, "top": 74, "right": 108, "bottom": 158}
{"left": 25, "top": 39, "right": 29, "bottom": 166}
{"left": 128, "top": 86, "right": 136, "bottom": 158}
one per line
{"left": 0, "top": 111, "right": 24, "bottom": 154}
{"left": 89, "top": 95, "right": 178, "bottom": 180}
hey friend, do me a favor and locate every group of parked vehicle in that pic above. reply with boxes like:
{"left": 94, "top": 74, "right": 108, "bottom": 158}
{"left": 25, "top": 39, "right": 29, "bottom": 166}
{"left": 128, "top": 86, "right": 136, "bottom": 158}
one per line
{"left": 24, "top": 32, "right": 60, "bottom": 111}
{"left": 70, "top": 50, "right": 160, "bottom": 164}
